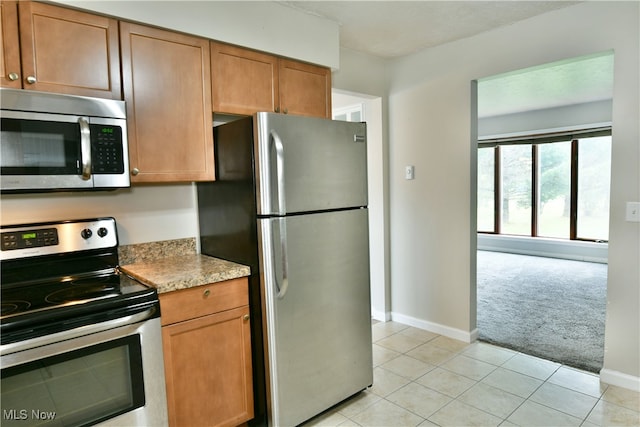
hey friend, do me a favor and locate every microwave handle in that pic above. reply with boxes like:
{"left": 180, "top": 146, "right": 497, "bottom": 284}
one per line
{"left": 78, "top": 117, "right": 92, "bottom": 180}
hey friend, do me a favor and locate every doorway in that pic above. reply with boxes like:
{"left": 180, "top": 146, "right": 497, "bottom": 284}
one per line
{"left": 474, "top": 51, "right": 613, "bottom": 372}
{"left": 332, "top": 89, "right": 390, "bottom": 322}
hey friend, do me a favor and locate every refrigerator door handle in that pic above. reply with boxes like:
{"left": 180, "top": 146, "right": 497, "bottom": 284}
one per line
{"left": 275, "top": 217, "right": 290, "bottom": 299}
{"left": 270, "top": 130, "right": 286, "bottom": 214}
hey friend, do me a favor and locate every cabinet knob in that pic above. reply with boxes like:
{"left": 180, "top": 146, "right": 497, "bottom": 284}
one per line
{"left": 243, "top": 314, "right": 250, "bottom": 321}
{"left": 131, "top": 168, "right": 139, "bottom": 176}
{"left": 274, "top": 107, "right": 280, "bottom": 113}
{"left": 203, "top": 289, "right": 211, "bottom": 298}
{"left": 8, "top": 72, "right": 19, "bottom": 81}
{"left": 283, "top": 108, "right": 288, "bottom": 114}
{"left": 26, "top": 75, "right": 37, "bottom": 84}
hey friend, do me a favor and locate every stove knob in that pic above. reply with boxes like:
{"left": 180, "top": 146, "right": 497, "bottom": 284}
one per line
{"left": 97, "top": 227, "right": 109, "bottom": 238}
{"left": 81, "top": 228, "right": 93, "bottom": 239}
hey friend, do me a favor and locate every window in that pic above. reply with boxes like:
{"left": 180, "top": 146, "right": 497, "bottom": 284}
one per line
{"left": 477, "top": 130, "right": 611, "bottom": 242}
{"left": 538, "top": 141, "right": 571, "bottom": 239}
{"left": 477, "top": 147, "right": 495, "bottom": 232}
{"left": 500, "top": 144, "right": 532, "bottom": 236}
{"left": 577, "top": 136, "right": 611, "bottom": 241}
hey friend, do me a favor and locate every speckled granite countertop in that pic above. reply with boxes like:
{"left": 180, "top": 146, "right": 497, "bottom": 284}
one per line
{"left": 121, "top": 254, "right": 251, "bottom": 294}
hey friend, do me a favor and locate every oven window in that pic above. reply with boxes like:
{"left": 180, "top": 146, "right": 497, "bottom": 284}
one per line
{"left": 1, "top": 335, "right": 145, "bottom": 427}
{"left": 0, "top": 118, "right": 80, "bottom": 174}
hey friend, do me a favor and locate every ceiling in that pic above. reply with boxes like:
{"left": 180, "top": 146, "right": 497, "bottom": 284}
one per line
{"left": 277, "top": 1, "right": 580, "bottom": 59}
{"left": 478, "top": 51, "right": 614, "bottom": 117}
{"left": 277, "top": 1, "right": 614, "bottom": 117}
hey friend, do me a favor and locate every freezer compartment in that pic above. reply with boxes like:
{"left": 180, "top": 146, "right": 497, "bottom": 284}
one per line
{"left": 258, "top": 208, "right": 373, "bottom": 427}
{"left": 254, "top": 112, "right": 368, "bottom": 216}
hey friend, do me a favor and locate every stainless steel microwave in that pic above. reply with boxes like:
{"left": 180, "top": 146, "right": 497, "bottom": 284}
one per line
{"left": 1, "top": 88, "right": 130, "bottom": 193}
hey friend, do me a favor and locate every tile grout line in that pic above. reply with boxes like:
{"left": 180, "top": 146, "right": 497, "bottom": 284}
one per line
{"left": 352, "top": 323, "right": 638, "bottom": 427}
{"left": 375, "top": 327, "right": 599, "bottom": 426}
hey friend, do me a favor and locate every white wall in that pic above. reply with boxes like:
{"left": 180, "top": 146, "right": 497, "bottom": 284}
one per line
{"left": 0, "top": 185, "right": 198, "bottom": 244}
{"left": 53, "top": 0, "right": 339, "bottom": 69}
{"left": 375, "top": 1, "right": 638, "bottom": 387}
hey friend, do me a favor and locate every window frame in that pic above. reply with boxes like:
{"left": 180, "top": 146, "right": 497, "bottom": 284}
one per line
{"left": 478, "top": 127, "right": 611, "bottom": 242}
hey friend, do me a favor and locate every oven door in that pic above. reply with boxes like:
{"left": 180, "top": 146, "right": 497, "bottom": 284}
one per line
{"left": 0, "top": 111, "right": 129, "bottom": 192}
{"left": 0, "top": 314, "right": 167, "bottom": 427}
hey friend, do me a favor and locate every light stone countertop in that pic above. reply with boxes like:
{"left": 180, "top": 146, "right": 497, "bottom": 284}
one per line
{"left": 121, "top": 254, "right": 251, "bottom": 294}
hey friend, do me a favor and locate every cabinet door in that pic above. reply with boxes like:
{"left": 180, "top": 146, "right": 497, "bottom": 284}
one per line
{"left": 278, "top": 58, "right": 331, "bottom": 118}
{"left": 120, "top": 22, "right": 214, "bottom": 182}
{"left": 162, "top": 306, "right": 254, "bottom": 427}
{"left": 0, "top": 1, "right": 20, "bottom": 89}
{"left": 211, "top": 42, "right": 278, "bottom": 115}
{"left": 17, "top": 1, "right": 121, "bottom": 98}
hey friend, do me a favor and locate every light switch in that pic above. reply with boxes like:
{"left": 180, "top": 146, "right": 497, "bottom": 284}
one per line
{"left": 405, "top": 165, "right": 415, "bottom": 180}
{"left": 626, "top": 202, "right": 640, "bottom": 222}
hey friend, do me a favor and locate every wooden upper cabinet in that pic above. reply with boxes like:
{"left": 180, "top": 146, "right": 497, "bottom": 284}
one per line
{"left": 211, "top": 42, "right": 331, "bottom": 118}
{"left": 1, "top": 1, "right": 21, "bottom": 89}
{"left": 278, "top": 58, "right": 331, "bottom": 118}
{"left": 120, "top": 22, "right": 214, "bottom": 183}
{"left": 6, "top": 1, "right": 121, "bottom": 98}
{"left": 211, "top": 41, "right": 278, "bottom": 116}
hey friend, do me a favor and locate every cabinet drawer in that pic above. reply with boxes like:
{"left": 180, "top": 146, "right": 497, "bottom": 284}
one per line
{"left": 159, "top": 277, "right": 248, "bottom": 326}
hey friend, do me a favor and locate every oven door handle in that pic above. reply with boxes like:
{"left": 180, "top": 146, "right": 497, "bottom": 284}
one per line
{"left": 0, "top": 305, "right": 157, "bottom": 356}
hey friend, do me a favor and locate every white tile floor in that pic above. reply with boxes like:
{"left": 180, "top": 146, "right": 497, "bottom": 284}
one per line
{"left": 303, "top": 321, "right": 640, "bottom": 427}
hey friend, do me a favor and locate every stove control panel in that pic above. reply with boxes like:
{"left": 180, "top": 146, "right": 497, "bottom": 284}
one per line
{"left": 0, "top": 218, "right": 118, "bottom": 261}
{"left": 2, "top": 228, "right": 59, "bottom": 251}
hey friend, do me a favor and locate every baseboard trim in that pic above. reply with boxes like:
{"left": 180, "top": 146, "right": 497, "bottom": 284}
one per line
{"left": 599, "top": 368, "right": 640, "bottom": 392}
{"left": 390, "top": 312, "right": 478, "bottom": 343}
{"left": 478, "top": 234, "right": 608, "bottom": 264}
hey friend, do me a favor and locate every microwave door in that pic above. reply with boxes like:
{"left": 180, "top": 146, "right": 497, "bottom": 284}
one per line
{"left": 0, "top": 113, "right": 93, "bottom": 191}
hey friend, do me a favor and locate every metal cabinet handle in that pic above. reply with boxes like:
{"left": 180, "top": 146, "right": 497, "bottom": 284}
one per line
{"left": 8, "top": 72, "right": 19, "bottom": 81}
{"left": 26, "top": 75, "right": 36, "bottom": 84}
{"left": 203, "top": 289, "right": 210, "bottom": 298}
{"left": 78, "top": 117, "right": 92, "bottom": 180}
{"left": 131, "top": 168, "right": 140, "bottom": 176}
{"left": 283, "top": 108, "right": 288, "bottom": 114}
{"left": 243, "top": 314, "right": 250, "bottom": 321}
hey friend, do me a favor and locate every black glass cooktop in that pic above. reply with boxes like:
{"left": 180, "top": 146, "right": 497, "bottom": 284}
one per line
{"left": 1, "top": 272, "right": 151, "bottom": 319}
{"left": 0, "top": 272, "right": 158, "bottom": 345}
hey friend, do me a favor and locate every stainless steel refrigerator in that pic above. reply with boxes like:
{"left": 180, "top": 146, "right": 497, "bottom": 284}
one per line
{"left": 197, "top": 112, "right": 373, "bottom": 427}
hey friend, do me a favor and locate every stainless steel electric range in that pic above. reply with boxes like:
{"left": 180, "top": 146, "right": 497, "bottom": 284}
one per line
{"left": 0, "top": 217, "right": 168, "bottom": 427}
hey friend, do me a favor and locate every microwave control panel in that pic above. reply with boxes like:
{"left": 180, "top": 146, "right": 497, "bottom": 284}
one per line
{"left": 91, "top": 125, "right": 124, "bottom": 174}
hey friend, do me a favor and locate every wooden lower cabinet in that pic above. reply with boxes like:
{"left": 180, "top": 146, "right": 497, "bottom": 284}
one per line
{"left": 159, "top": 278, "right": 253, "bottom": 427}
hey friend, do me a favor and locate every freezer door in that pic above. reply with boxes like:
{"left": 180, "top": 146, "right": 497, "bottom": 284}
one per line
{"left": 258, "top": 209, "right": 373, "bottom": 427}
{"left": 254, "top": 112, "right": 368, "bottom": 215}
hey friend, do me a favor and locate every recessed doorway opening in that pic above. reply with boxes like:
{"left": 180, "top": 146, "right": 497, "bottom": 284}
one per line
{"left": 474, "top": 51, "right": 613, "bottom": 373}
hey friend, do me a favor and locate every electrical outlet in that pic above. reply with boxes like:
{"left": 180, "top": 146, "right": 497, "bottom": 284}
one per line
{"left": 405, "top": 165, "right": 415, "bottom": 180}
{"left": 626, "top": 202, "right": 640, "bottom": 222}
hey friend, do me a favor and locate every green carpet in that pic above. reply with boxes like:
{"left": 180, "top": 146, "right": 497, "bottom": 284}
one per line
{"left": 477, "top": 250, "right": 607, "bottom": 373}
